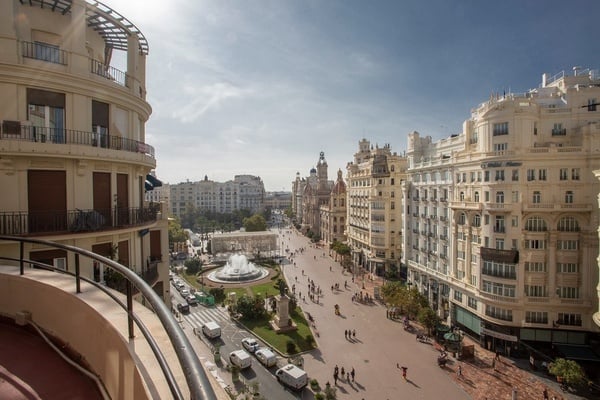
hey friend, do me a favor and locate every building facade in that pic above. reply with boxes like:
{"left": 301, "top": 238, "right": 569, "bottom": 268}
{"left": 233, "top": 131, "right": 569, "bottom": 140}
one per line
{"left": 406, "top": 68, "right": 600, "bottom": 352}
{"left": 169, "top": 174, "right": 265, "bottom": 217}
{"left": 291, "top": 172, "right": 306, "bottom": 224}
{"left": 0, "top": 0, "right": 170, "bottom": 300}
{"left": 347, "top": 139, "right": 407, "bottom": 277}
{"left": 300, "top": 152, "right": 333, "bottom": 236}
{"left": 264, "top": 191, "right": 292, "bottom": 210}
{"left": 320, "top": 169, "right": 347, "bottom": 246}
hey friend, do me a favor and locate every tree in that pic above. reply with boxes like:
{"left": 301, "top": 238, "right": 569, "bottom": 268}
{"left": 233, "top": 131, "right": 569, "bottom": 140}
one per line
{"left": 184, "top": 258, "right": 202, "bottom": 275}
{"left": 168, "top": 217, "right": 188, "bottom": 250}
{"left": 243, "top": 214, "right": 267, "bottom": 232}
{"left": 417, "top": 307, "right": 440, "bottom": 335}
{"left": 548, "top": 358, "right": 587, "bottom": 387}
{"left": 236, "top": 294, "right": 266, "bottom": 320}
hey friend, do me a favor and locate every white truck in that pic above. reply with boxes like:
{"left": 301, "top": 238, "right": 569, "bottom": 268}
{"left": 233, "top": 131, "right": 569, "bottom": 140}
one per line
{"left": 229, "top": 350, "right": 252, "bottom": 369}
{"left": 255, "top": 348, "right": 277, "bottom": 367}
{"left": 201, "top": 321, "right": 221, "bottom": 339}
{"left": 275, "top": 364, "right": 308, "bottom": 391}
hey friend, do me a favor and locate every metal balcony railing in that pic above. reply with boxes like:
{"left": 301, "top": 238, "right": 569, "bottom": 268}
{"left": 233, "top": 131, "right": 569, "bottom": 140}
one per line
{"left": 0, "top": 235, "right": 216, "bottom": 400}
{"left": 22, "top": 41, "right": 68, "bottom": 65}
{"left": 90, "top": 59, "right": 129, "bottom": 87}
{"left": 0, "top": 124, "right": 155, "bottom": 158}
{"left": 0, "top": 205, "right": 160, "bottom": 236}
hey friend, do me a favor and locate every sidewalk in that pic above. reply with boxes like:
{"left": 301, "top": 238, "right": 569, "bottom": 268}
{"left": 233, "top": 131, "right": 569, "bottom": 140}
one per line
{"left": 356, "top": 271, "right": 584, "bottom": 400}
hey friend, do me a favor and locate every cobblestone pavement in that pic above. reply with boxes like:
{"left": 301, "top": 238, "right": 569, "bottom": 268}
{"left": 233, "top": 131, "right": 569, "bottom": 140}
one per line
{"left": 359, "top": 276, "right": 588, "bottom": 400}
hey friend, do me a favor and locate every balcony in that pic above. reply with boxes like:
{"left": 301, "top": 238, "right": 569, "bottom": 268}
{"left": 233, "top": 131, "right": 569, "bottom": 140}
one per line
{"left": 551, "top": 128, "right": 567, "bottom": 136}
{"left": 21, "top": 41, "right": 68, "bottom": 65}
{"left": 0, "top": 124, "right": 155, "bottom": 158}
{"left": 439, "top": 216, "right": 447, "bottom": 222}
{"left": 450, "top": 201, "right": 482, "bottom": 210}
{"left": 493, "top": 226, "right": 506, "bottom": 233}
{"left": 0, "top": 205, "right": 160, "bottom": 236}
{"left": 485, "top": 203, "right": 508, "bottom": 211}
{"left": 90, "top": 59, "right": 129, "bottom": 87}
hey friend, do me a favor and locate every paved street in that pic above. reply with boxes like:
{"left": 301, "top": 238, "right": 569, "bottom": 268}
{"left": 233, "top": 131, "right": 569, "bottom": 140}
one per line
{"left": 175, "top": 225, "right": 580, "bottom": 399}
{"left": 279, "top": 228, "right": 470, "bottom": 400}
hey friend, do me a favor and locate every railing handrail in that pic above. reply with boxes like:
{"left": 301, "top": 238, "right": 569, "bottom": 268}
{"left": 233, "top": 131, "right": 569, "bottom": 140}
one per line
{"left": 0, "top": 235, "right": 216, "bottom": 400}
{"left": 0, "top": 206, "right": 160, "bottom": 236}
{"left": 0, "top": 123, "right": 155, "bottom": 158}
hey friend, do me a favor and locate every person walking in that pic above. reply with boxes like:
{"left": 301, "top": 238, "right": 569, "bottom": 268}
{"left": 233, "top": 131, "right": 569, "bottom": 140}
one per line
{"left": 401, "top": 366, "right": 408, "bottom": 381}
{"left": 351, "top": 367, "right": 355, "bottom": 382}
{"left": 352, "top": 329, "right": 356, "bottom": 338}
{"left": 457, "top": 364, "right": 462, "bottom": 377}
{"left": 341, "top": 366, "right": 345, "bottom": 378}
{"left": 543, "top": 387, "right": 549, "bottom": 400}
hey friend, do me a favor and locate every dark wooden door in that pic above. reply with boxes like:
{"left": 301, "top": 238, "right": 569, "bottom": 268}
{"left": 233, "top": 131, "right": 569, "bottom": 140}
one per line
{"left": 27, "top": 170, "right": 66, "bottom": 233}
{"left": 93, "top": 172, "right": 111, "bottom": 226}
{"left": 116, "top": 173, "right": 129, "bottom": 225}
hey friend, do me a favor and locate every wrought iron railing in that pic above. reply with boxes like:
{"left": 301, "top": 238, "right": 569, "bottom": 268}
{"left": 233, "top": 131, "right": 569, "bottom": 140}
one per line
{"left": 0, "top": 124, "right": 155, "bottom": 158}
{"left": 0, "top": 205, "right": 159, "bottom": 236}
{"left": 21, "top": 41, "right": 68, "bottom": 65}
{"left": 0, "top": 235, "right": 216, "bottom": 400}
{"left": 90, "top": 59, "right": 129, "bottom": 87}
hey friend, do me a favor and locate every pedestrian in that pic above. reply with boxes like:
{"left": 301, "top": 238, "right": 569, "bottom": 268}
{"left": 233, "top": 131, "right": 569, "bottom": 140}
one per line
{"left": 345, "top": 329, "right": 348, "bottom": 339}
{"left": 334, "top": 365, "right": 339, "bottom": 375}
{"left": 351, "top": 367, "right": 355, "bottom": 382}
{"left": 333, "top": 373, "right": 338, "bottom": 385}
{"left": 543, "top": 388, "right": 549, "bottom": 400}
{"left": 457, "top": 364, "right": 462, "bottom": 377}
{"left": 396, "top": 363, "right": 400, "bottom": 369}
{"left": 341, "top": 366, "right": 345, "bottom": 377}
{"left": 401, "top": 366, "right": 407, "bottom": 380}
{"left": 353, "top": 329, "right": 356, "bottom": 338}
{"left": 346, "top": 372, "right": 350, "bottom": 382}
{"left": 492, "top": 357, "right": 496, "bottom": 370}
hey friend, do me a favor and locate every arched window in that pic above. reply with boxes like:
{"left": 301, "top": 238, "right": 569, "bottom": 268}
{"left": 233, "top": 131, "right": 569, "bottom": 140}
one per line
{"left": 472, "top": 214, "right": 481, "bottom": 227}
{"left": 557, "top": 216, "right": 579, "bottom": 232}
{"left": 474, "top": 191, "right": 480, "bottom": 202}
{"left": 458, "top": 213, "right": 466, "bottom": 225}
{"left": 390, "top": 164, "right": 395, "bottom": 172}
{"left": 525, "top": 216, "right": 547, "bottom": 232}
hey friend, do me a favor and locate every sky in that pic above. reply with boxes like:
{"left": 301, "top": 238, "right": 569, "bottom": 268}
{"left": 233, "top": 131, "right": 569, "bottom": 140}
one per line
{"left": 103, "top": 0, "right": 600, "bottom": 191}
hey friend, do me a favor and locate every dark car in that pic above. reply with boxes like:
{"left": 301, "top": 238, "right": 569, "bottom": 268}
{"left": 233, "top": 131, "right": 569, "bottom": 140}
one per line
{"left": 177, "top": 303, "right": 190, "bottom": 314}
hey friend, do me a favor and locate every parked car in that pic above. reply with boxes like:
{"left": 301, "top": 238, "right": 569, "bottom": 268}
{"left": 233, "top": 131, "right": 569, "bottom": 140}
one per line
{"left": 229, "top": 350, "right": 252, "bottom": 369}
{"left": 186, "top": 295, "right": 198, "bottom": 305}
{"left": 275, "top": 364, "right": 308, "bottom": 391}
{"left": 202, "top": 321, "right": 221, "bottom": 339}
{"left": 241, "top": 338, "right": 260, "bottom": 353}
{"left": 180, "top": 288, "right": 190, "bottom": 297}
{"left": 176, "top": 303, "right": 190, "bottom": 314}
{"left": 255, "top": 347, "right": 277, "bottom": 367}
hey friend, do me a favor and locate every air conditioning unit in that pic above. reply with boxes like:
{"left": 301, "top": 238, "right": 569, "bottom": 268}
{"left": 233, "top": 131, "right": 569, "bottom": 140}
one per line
{"left": 1, "top": 120, "right": 21, "bottom": 135}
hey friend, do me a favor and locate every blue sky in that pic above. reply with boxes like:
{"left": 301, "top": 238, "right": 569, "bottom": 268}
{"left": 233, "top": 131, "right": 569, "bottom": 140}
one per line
{"left": 105, "top": 0, "right": 600, "bottom": 191}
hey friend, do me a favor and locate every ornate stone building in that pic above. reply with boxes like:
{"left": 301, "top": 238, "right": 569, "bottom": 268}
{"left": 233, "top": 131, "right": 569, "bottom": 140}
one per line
{"left": 405, "top": 68, "right": 600, "bottom": 351}
{"left": 300, "top": 152, "right": 333, "bottom": 237}
{"left": 347, "top": 139, "right": 407, "bottom": 276}
{"left": 320, "top": 169, "right": 347, "bottom": 246}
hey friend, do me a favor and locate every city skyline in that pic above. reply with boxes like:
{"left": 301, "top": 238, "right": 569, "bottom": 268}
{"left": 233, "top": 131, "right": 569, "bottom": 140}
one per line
{"left": 105, "top": 0, "right": 600, "bottom": 191}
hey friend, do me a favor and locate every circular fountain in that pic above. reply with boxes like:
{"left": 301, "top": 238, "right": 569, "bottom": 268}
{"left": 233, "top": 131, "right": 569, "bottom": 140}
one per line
{"left": 207, "top": 254, "right": 269, "bottom": 283}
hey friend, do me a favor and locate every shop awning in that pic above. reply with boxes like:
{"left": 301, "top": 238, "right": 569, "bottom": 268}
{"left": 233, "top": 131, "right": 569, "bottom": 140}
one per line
{"left": 146, "top": 174, "right": 163, "bottom": 188}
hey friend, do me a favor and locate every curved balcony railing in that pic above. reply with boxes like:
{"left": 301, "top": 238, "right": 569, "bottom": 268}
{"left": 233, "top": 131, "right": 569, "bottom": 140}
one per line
{"left": 0, "top": 235, "right": 217, "bottom": 400}
{"left": 0, "top": 205, "right": 160, "bottom": 236}
{"left": 0, "top": 124, "right": 155, "bottom": 158}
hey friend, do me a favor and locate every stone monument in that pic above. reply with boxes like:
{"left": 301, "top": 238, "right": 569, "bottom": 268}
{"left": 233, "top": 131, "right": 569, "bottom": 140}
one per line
{"left": 270, "top": 281, "right": 297, "bottom": 333}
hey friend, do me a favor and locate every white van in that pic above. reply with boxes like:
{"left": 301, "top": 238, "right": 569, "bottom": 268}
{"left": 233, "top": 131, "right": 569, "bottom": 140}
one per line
{"left": 255, "top": 348, "right": 277, "bottom": 368}
{"left": 229, "top": 350, "right": 252, "bottom": 369}
{"left": 201, "top": 321, "right": 221, "bottom": 339}
{"left": 275, "top": 364, "right": 308, "bottom": 391}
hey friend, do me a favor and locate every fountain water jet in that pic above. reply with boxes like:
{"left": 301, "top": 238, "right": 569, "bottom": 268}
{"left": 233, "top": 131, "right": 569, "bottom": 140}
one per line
{"left": 207, "top": 254, "right": 269, "bottom": 283}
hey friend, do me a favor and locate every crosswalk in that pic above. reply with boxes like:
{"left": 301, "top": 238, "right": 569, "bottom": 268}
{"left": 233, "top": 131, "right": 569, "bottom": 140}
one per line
{"left": 183, "top": 306, "right": 230, "bottom": 328}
